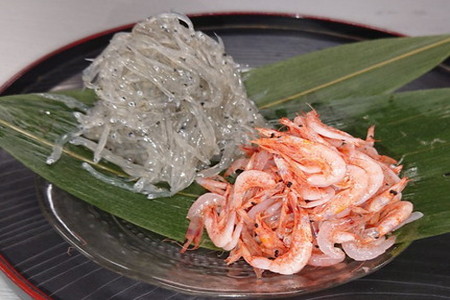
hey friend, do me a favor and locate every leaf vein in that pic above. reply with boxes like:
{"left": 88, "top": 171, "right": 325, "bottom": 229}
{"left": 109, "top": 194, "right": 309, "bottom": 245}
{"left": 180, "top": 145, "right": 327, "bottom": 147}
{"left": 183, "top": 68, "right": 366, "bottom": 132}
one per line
{"left": 0, "top": 118, "right": 127, "bottom": 177}
{"left": 260, "top": 36, "right": 450, "bottom": 108}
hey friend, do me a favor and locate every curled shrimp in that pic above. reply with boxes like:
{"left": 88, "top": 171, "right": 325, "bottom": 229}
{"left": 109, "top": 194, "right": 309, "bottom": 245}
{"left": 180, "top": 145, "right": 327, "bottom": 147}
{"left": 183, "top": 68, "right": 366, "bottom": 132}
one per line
{"left": 342, "top": 236, "right": 396, "bottom": 261}
{"left": 204, "top": 209, "right": 243, "bottom": 250}
{"left": 273, "top": 155, "right": 335, "bottom": 206}
{"left": 279, "top": 116, "right": 329, "bottom": 145}
{"left": 226, "top": 226, "right": 264, "bottom": 266}
{"left": 232, "top": 170, "right": 276, "bottom": 208}
{"left": 246, "top": 196, "right": 279, "bottom": 219}
{"left": 196, "top": 176, "right": 229, "bottom": 195}
{"left": 308, "top": 248, "right": 345, "bottom": 267}
{"left": 316, "top": 220, "right": 347, "bottom": 260}
{"left": 246, "top": 149, "right": 273, "bottom": 171}
{"left": 305, "top": 110, "right": 366, "bottom": 145}
{"left": 253, "top": 133, "right": 346, "bottom": 187}
{"left": 345, "top": 149, "right": 384, "bottom": 205}
{"left": 242, "top": 208, "right": 313, "bottom": 275}
{"left": 376, "top": 162, "right": 402, "bottom": 195}
{"left": 182, "top": 191, "right": 242, "bottom": 251}
{"left": 272, "top": 155, "right": 303, "bottom": 189}
{"left": 312, "top": 165, "right": 369, "bottom": 221}
{"left": 364, "top": 178, "right": 408, "bottom": 213}
{"left": 254, "top": 214, "right": 288, "bottom": 257}
{"left": 181, "top": 192, "right": 225, "bottom": 252}
{"left": 315, "top": 215, "right": 368, "bottom": 259}
{"left": 301, "top": 187, "right": 335, "bottom": 207}
{"left": 223, "top": 157, "right": 248, "bottom": 177}
{"left": 367, "top": 201, "right": 413, "bottom": 238}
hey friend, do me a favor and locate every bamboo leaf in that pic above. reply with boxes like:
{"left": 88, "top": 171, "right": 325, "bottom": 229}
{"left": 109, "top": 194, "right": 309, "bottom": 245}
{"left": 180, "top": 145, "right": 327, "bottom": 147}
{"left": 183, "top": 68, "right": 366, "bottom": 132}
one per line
{"left": 1, "top": 88, "right": 449, "bottom": 245}
{"left": 1, "top": 35, "right": 450, "bottom": 248}
{"left": 244, "top": 35, "right": 450, "bottom": 111}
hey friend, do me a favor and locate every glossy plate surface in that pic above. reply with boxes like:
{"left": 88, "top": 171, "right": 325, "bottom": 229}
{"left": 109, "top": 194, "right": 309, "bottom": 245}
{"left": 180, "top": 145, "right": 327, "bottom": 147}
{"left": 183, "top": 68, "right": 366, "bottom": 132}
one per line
{"left": 1, "top": 14, "right": 450, "bottom": 299}
{"left": 38, "top": 180, "right": 410, "bottom": 297}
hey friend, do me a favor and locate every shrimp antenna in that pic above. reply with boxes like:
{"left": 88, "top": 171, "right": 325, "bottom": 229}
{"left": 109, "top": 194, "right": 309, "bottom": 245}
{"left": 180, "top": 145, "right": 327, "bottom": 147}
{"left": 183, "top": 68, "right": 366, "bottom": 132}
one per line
{"left": 305, "top": 102, "right": 316, "bottom": 112}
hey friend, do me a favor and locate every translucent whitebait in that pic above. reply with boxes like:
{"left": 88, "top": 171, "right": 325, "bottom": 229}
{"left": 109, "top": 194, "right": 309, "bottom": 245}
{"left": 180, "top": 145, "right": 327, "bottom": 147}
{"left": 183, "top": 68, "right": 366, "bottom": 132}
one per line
{"left": 48, "top": 13, "right": 265, "bottom": 198}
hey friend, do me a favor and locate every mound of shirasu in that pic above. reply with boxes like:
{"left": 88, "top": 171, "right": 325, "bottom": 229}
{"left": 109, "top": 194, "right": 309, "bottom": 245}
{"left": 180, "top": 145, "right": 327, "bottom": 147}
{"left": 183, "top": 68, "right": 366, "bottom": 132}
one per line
{"left": 48, "top": 13, "right": 265, "bottom": 198}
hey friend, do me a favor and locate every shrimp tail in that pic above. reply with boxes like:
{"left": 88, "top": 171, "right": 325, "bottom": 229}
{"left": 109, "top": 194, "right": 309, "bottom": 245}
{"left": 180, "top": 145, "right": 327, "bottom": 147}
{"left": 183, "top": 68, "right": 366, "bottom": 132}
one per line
{"left": 181, "top": 216, "right": 204, "bottom": 253}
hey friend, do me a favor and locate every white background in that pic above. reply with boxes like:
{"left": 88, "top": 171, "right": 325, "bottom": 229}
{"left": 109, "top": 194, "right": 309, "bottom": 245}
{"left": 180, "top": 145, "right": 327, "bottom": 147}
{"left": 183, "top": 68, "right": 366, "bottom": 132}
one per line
{"left": 1, "top": 0, "right": 450, "bottom": 88}
{"left": 0, "top": 0, "right": 449, "bottom": 298}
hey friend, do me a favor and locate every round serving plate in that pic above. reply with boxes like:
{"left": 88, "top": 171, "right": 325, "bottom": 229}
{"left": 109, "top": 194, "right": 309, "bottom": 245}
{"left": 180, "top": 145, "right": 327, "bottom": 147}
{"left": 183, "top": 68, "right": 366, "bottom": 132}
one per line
{"left": 1, "top": 14, "right": 450, "bottom": 299}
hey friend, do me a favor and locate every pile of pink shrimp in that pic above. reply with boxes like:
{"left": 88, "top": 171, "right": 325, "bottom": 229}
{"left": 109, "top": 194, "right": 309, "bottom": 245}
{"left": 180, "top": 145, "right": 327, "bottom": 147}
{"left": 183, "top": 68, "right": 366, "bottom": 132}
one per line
{"left": 181, "top": 110, "right": 422, "bottom": 276}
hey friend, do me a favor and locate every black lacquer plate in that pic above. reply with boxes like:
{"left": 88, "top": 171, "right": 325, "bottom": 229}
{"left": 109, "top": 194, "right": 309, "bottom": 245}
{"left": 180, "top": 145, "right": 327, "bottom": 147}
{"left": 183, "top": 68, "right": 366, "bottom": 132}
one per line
{"left": 1, "top": 14, "right": 449, "bottom": 300}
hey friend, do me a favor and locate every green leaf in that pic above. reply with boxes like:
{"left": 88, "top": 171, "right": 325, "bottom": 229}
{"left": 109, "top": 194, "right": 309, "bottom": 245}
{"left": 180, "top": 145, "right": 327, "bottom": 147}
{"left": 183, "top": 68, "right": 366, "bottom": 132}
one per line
{"left": 244, "top": 35, "right": 450, "bottom": 112}
{"left": 1, "top": 88, "right": 449, "bottom": 245}
{"left": 1, "top": 35, "right": 450, "bottom": 248}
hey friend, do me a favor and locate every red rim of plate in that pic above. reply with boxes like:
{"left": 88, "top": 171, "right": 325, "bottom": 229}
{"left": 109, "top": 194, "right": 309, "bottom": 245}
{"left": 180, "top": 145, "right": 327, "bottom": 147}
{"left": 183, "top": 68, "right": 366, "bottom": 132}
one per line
{"left": 0, "top": 253, "right": 52, "bottom": 300}
{"left": 0, "top": 11, "right": 404, "bottom": 299}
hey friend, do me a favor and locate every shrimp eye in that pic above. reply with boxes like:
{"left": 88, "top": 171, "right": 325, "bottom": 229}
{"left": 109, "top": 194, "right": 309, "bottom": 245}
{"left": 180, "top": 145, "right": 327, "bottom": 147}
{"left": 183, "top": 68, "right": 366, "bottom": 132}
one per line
{"left": 389, "top": 190, "right": 398, "bottom": 195}
{"left": 274, "top": 250, "right": 279, "bottom": 257}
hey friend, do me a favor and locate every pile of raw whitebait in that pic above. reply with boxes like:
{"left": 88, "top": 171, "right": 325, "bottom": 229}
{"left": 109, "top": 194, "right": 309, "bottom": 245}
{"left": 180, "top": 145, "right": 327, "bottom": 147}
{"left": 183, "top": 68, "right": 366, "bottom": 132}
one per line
{"left": 182, "top": 110, "right": 422, "bottom": 276}
{"left": 47, "top": 13, "right": 264, "bottom": 198}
